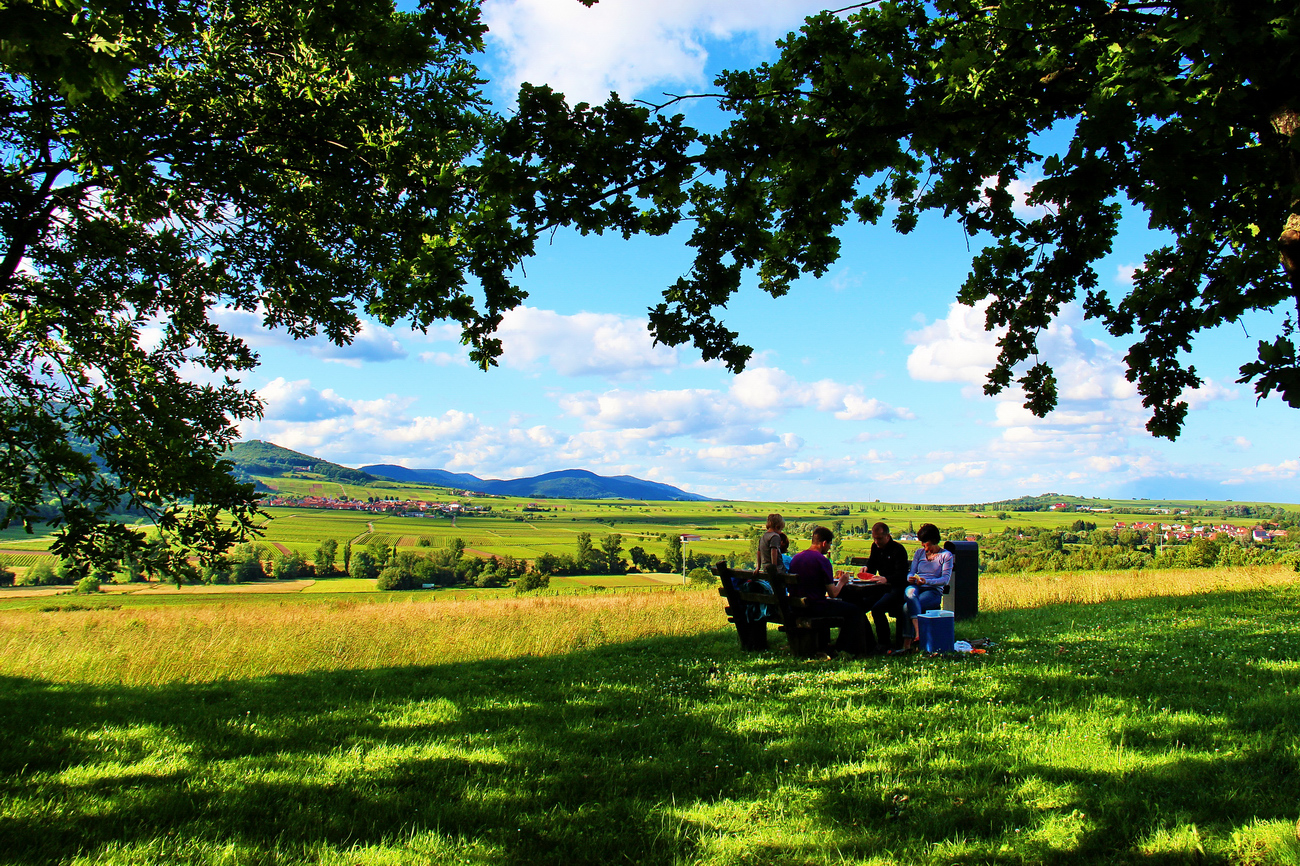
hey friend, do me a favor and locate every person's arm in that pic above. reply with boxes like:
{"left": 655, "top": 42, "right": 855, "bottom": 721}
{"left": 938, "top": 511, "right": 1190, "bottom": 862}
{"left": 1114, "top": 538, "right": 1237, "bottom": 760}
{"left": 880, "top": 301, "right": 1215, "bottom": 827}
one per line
{"left": 934, "top": 550, "right": 954, "bottom": 587}
{"left": 864, "top": 544, "right": 887, "bottom": 583}
{"left": 823, "top": 555, "right": 850, "bottom": 597}
{"left": 908, "top": 549, "right": 924, "bottom": 584}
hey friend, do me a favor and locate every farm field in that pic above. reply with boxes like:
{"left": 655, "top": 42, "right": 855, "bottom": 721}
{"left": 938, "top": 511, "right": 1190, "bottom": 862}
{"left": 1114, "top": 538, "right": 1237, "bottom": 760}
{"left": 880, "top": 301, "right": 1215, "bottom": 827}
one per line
{"left": 4, "top": 494, "right": 1292, "bottom": 570}
{"left": 0, "top": 565, "right": 1298, "bottom": 864}
{"left": 244, "top": 501, "right": 1292, "bottom": 568}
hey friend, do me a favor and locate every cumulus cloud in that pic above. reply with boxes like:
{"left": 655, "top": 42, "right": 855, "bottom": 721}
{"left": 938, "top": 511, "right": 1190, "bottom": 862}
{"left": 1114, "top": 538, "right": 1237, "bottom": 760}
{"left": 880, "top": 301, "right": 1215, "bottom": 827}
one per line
{"left": 494, "top": 306, "right": 679, "bottom": 379}
{"left": 941, "top": 461, "right": 987, "bottom": 479}
{"left": 419, "top": 351, "right": 469, "bottom": 367}
{"left": 259, "top": 378, "right": 353, "bottom": 423}
{"left": 482, "top": 0, "right": 826, "bottom": 103}
{"left": 558, "top": 388, "right": 726, "bottom": 437}
{"left": 732, "top": 366, "right": 913, "bottom": 421}
{"left": 212, "top": 307, "right": 408, "bottom": 366}
{"left": 906, "top": 299, "right": 1234, "bottom": 444}
{"left": 561, "top": 364, "right": 913, "bottom": 438}
{"left": 1183, "top": 378, "right": 1239, "bottom": 409}
{"left": 1222, "top": 459, "right": 1300, "bottom": 485}
{"left": 905, "top": 301, "right": 1002, "bottom": 387}
{"left": 852, "top": 431, "right": 904, "bottom": 443}
{"left": 898, "top": 299, "right": 1250, "bottom": 494}
{"left": 1115, "top": 263, "right": 1139, "bottom": 285}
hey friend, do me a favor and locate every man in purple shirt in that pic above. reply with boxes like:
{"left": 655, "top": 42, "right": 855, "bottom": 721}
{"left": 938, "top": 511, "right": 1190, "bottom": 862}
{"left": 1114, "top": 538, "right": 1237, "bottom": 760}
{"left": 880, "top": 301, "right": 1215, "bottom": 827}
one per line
{"left": 788, "top": 526, "right": 869, "bottom": 657}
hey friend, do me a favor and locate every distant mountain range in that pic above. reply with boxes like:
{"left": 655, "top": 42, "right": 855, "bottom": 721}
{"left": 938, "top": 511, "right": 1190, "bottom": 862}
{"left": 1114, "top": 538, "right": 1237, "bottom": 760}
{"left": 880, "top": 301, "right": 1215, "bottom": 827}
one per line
{"left": 360, "top": 465, "right": 712, "bottom": 501}
{"left": 226, "top": 440, "right": 711, "bottom": 500}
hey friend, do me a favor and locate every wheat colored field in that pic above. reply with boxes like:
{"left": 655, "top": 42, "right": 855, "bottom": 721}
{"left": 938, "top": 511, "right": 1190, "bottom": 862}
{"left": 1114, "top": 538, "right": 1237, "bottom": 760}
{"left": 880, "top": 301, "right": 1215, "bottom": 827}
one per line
{"left": 1, "top": 565, "right": 1294, "bottom": 687}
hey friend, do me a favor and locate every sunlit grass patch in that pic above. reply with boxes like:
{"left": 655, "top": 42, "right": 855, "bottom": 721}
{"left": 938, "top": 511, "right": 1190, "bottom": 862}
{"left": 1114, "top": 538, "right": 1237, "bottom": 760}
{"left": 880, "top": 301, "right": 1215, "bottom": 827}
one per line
{"left": 300, "top": 578, "right": 379, "bottom": 593}
{"left": 1, "top": 568, "right": 1299, "bottom": 864}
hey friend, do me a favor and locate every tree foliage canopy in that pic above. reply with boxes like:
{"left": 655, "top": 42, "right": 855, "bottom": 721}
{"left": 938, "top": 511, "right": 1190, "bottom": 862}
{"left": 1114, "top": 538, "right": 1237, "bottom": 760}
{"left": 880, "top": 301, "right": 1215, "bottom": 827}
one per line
{"left": 647, "top": 0, "right": 1299, "bottom": 440}
{"left": 0, "top": 0, "right": 692, "bottom": 565}
{"left": 4, "top": 0, "right": 1298, "bottom": 567}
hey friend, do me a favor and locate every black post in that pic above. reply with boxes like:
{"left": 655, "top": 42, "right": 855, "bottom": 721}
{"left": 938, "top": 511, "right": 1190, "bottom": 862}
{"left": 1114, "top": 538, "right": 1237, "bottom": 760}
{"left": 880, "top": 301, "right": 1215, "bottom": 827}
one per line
{"left": 942, "top": 540, "right": 979, "bottom": 620}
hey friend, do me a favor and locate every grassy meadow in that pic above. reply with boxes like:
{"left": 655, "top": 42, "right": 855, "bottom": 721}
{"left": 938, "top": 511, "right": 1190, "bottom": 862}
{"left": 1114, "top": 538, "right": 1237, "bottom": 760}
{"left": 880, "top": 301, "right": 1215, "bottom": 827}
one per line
{"left": 2, "top": 565, "right": 1299, "bottom": 864}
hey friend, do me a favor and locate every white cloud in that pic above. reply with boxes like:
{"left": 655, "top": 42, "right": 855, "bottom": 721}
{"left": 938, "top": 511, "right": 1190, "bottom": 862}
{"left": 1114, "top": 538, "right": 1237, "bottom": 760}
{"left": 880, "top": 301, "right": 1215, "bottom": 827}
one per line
{"left": 1086, "top": 456, "right": 1124, "bottom": 473}
{"left": 558, "top": 387, "right": 726, "bottom": 437}
{"left": 1115, "top": 263, "right": 1139, "bottom": 285}
{"left": 561, "top": 365, "right": 912, "bottom": 437}
{"left": 836, "top": 395, "right": 913, "bottom": 422}
{"left": 419, "top": 351, "right": 469, "bottom": 367}
{"left": 732, "top": 366, "right": 913, "bottom": 421}
{"left": 778, "top": 455, "right": 859, "bottom": 478}
{"left": 941, "top": 461, "right": 987, "bottom": 479}
{"left": 898, "top": 300, "right": 1238, "bottom": 494}
{"left": 905, "top": 299, "right": 1232, "bottom": 449}
{"left": 493, "top": 306, "right": 679, "bottom": 379}
{"left": 905, "top": 300, "right": 1002, "bottom": 387}
{"left": 1183, "top": 378, "right": 1239, "bottom": 409}
{"left": 1223, "top": 459, "right": 1300, "bottom": 484}
{"left": 482, "top": 0, "right": 826, "bottom": 103}
{"left": 852, "top": 431, "right": 904, "bottom": 443}
{"left": 1221, "top": 435, "right": 1252, "bottom": 452}
{"left": 730, "top": 365, "right": 798, "bottom": 412}
{"left": 259, "top": 378, "right": 353, "bottom": 423}
{"left": 212, "top": 307, "right": 408, "bottom": 366}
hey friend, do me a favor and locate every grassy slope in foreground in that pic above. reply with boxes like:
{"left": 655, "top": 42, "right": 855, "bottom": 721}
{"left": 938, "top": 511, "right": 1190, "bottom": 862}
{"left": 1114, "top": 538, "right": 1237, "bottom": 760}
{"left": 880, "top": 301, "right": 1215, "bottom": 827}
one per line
{"left": 1, "top": 566, "right": 1299, "bottom": 864}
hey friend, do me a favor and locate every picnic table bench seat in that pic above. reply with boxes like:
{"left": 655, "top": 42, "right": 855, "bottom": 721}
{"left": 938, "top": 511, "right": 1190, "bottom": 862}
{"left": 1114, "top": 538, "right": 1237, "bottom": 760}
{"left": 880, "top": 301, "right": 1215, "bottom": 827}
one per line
{"left": 713, "top": 561, "right": 846, "bottom": 657}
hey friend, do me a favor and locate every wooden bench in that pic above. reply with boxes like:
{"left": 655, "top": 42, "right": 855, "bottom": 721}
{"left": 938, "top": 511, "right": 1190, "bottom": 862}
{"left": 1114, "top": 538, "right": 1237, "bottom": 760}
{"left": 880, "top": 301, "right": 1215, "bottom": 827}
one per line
{"left": 713, "top": 561, "right": 847, "bottom": 657}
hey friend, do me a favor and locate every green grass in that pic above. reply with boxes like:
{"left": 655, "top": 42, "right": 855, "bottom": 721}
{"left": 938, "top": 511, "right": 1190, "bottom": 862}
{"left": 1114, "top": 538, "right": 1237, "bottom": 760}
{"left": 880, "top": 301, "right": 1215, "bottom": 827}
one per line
{"left": 300, "top": 578, "right": 379, "bottom": 593}
{"left": 1, "top": 575, "right": 1299, "bottom": 864}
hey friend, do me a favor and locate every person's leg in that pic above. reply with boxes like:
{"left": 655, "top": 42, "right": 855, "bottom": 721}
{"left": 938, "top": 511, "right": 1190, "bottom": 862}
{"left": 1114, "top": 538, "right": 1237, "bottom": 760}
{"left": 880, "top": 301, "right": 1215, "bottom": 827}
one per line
{"left": 870, "top": 590, "right": 898, "bottom": 649}
{"left": 810, "top": 598, "right": 868, "bottom": 655}
{"left": 902, "top": 586, "right": 923, "bottom": 645}
{"left": 829, "top": 598, "right": 869, "bottom": 655}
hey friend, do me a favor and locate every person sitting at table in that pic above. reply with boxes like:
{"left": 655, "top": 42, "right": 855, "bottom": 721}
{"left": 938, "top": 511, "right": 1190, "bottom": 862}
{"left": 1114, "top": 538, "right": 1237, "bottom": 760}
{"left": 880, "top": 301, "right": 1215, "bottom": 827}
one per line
{"left": 863, "top": 522, "right": 910, "bottom": 651}
{"left": 789, "top": 526, "right": 869, "bottom": 658}
{"left": 756, "top": 513, "right": 785, "bottom": 573}
{"left": 898, "top": 523, "right": 953, "bottom": 652}
{"left": 779, "top": 531, "right": 792, "bottom": 570}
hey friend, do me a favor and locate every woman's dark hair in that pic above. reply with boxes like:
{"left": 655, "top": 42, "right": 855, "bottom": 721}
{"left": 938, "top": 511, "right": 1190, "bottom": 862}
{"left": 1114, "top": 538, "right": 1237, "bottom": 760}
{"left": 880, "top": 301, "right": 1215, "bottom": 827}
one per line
{"left": 778, "top": 532, "right": 789, "bottom": 553}
{"left": 917, "top": 523, "right": 941, "bottom": 545}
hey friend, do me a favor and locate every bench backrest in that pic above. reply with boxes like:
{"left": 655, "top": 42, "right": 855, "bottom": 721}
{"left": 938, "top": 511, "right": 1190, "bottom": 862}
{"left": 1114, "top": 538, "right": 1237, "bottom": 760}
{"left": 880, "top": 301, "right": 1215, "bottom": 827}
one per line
{"left": 713, "top": 561, "right": 832, "bottom": 621}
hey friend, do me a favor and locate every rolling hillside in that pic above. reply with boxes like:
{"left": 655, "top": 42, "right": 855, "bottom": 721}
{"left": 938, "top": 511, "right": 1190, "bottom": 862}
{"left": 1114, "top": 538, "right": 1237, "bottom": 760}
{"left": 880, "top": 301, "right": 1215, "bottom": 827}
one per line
{"left": 360, "top": 465, "right": 712, "bottom": 501}
{"left": 227, "top": 441, "right": 378, "bottom": 485}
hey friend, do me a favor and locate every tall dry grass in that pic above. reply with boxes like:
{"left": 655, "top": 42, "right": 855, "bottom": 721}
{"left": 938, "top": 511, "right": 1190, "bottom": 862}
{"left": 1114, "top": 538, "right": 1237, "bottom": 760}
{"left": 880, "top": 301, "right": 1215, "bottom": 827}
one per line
{"left": 980, "top": 563, "right": 1298, "bottom": 610}
{"left": 3, "top": 565, "right": 1296, "bottom": 687}
{"left": 0, "top": 590, "right": 722, "bottom": 686}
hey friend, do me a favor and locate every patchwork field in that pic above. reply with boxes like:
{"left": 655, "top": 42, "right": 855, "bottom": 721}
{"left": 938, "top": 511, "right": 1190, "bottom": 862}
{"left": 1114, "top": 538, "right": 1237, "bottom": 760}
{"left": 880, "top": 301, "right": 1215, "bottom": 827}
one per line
{"left": 5, "top": 494, "right": 1287, "bottom": 571}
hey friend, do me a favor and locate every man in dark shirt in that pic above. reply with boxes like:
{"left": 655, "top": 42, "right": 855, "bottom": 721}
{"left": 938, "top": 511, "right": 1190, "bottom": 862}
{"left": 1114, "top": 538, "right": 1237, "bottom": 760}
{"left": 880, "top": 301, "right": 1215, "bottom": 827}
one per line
{"left": 864, "top": 522, "right": 909, "bottom": 650}
{"left": 788, "top": 526, "right": 869, "bottom": 657}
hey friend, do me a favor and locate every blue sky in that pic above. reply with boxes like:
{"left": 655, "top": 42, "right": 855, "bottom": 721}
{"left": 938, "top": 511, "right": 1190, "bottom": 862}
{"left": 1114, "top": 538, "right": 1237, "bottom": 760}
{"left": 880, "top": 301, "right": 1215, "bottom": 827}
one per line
{"left": 231, "top": 0, "right": 1298, "bottom": 504}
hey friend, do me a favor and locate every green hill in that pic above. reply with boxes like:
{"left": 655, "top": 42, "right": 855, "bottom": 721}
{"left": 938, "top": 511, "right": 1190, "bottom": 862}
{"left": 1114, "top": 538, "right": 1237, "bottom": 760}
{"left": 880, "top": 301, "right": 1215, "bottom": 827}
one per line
{"left": 226, "top": 441, "right": 377, "bottom": 485}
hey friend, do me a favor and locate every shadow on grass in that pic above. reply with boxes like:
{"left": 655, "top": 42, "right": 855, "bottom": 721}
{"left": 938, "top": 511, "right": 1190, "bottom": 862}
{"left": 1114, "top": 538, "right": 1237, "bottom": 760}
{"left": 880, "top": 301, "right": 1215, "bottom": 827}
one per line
{"left": 0, "top": 587, "right": 1298, "bottom": 864}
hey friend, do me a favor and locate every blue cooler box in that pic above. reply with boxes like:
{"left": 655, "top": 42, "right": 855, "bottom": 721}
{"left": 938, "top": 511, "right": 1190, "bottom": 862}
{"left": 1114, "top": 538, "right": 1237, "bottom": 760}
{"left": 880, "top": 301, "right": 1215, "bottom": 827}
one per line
{"left": 918, "top": 610, "right": 955, "bottom": 653}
